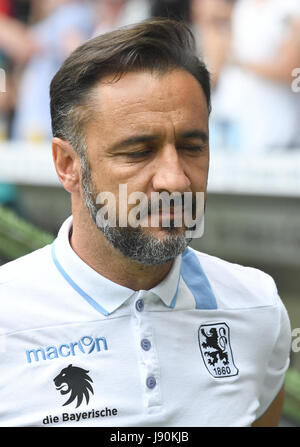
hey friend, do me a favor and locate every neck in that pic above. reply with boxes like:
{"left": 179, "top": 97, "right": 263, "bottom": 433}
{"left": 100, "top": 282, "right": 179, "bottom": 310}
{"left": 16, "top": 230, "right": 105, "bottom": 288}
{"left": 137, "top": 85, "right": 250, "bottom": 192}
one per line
{"left": 70, "top": 206, "right": 174, "bottom": 291}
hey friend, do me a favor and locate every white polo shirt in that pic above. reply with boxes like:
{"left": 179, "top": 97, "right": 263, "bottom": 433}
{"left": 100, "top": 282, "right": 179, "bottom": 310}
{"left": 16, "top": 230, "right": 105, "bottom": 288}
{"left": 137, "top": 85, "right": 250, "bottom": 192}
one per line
{"left": 0, "top": 216, "right": 291, "bottom": 427}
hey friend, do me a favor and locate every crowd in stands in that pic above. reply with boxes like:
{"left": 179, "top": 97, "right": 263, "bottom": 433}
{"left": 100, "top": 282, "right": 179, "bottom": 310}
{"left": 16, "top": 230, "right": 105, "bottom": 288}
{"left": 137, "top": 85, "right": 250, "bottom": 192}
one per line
{"left": 0, "top": 0, "right": 299, "bottom": 152}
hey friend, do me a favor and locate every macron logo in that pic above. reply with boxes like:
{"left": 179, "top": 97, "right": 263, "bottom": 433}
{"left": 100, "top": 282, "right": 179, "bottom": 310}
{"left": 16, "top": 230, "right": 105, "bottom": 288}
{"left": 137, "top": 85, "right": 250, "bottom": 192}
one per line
{"left": 26, "top": 336, "right": 108, "bottom": 364}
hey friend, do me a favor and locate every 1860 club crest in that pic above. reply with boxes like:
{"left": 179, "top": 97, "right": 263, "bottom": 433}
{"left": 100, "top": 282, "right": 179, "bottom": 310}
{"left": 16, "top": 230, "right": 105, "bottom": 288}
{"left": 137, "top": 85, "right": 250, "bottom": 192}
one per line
{"left": 198, "top": 322, "right": 239, "bottom": 378}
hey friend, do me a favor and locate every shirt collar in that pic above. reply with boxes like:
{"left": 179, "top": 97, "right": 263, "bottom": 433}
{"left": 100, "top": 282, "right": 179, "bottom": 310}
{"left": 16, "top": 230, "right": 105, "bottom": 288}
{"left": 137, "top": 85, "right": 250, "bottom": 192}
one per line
{"left": 52, "top": 216, "right": 182, "bottom": 315}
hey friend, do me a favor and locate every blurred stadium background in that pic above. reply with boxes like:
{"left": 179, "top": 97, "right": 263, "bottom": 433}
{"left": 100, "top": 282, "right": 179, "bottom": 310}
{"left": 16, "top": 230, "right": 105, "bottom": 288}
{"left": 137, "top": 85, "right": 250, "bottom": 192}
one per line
{"left": 0, "top": 0, "right": 299, "bottom": 426}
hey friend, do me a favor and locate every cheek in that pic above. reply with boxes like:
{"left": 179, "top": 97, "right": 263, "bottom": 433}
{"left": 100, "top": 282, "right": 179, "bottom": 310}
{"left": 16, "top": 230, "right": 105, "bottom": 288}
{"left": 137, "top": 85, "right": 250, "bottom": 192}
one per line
{"left": 183, "top": 151, "right": 209, "bottom": 175}
{"left": 87, "top": 161, "right": 122, "bottom": 193}
{"left": 89, "top": 151, "right": 209, "bottom": 197}
{"left": 94, "top": 160, "right": 152, "bottom": 195}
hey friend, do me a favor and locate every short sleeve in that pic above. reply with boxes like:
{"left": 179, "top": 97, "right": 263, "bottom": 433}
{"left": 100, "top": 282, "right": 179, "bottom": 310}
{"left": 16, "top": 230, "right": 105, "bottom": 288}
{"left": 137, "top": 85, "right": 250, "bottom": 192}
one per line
{"left": 255, "top": 292, "right": 292, "bottom": 419}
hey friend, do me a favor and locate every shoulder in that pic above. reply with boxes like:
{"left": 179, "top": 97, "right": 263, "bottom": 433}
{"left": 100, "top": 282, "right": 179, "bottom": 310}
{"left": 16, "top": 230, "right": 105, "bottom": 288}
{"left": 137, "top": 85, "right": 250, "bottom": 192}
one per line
{"left": 0, "top": 244, "right": 63, "bottom": 334}
{"left": 185, "top": 247, "right": 281, "bottom": 310}
{"left": 0, "top": 244, "right": 52, "bottom": 286}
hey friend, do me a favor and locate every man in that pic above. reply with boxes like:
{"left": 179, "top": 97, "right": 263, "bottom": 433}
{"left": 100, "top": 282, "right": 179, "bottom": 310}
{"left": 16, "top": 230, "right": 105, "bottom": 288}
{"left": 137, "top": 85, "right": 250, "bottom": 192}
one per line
{"left": 210, "top": 0, "right": 300, "bottom": 152}
{"left": 0, "top": 19, "right": 291, "bottom": 427}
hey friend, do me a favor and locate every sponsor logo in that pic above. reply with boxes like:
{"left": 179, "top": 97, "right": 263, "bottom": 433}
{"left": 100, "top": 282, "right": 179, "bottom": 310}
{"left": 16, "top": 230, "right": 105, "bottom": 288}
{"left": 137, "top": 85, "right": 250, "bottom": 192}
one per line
{"left": 42, "top": 407, "right": 118, "bottom": 425}
{"left": 198, "top": 322, "right": 238, "bottom": 378}
{"left": 41, "top": 364, "right": 119, "bottom": 425}
{"left": 25, "top": 335, "right": 108, "bottom": 363}
{"left": 54, "top": 364, "right": 94, "bottom": 408}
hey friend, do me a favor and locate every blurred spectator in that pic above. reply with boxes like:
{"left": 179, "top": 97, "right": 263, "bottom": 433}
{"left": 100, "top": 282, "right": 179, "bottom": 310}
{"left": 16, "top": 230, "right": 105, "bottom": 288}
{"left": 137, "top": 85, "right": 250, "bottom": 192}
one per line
{"left": 0, "top": 0, "right": 12, "bottom": 15}
{"left": 0, "top": 2, "right": 36, "bottom": 208}
{"left": 191, "top": 0, "right": 235, "bottom": 87}
{"left": 92, "top": 0, "right": 150, "bottom": 37}
{"left": 0, "top": 0, "right": 36, "bottom": 65}
{"left": 0, "top": 1, "right": 37, "bottom": 139}
{"left": 210, "top": 0, "right": 300, "bottom": 152}
{"left": 10, "top": 0, "right": 150, "bottom": 141}
{"left": 150, "top": 0, "right": 190, "bottom": 22}
{"left": 11, "top": 0, "right": 94, "bottom": 141}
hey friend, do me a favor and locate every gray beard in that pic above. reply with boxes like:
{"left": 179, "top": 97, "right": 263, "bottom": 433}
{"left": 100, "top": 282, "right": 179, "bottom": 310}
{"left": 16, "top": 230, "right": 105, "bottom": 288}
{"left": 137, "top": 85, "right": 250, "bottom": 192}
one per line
{"left": 98, "top": 223, "right": 189, "bottom": 266}
{"left": 80, "top": 156, "right": 190, "bottom": 266}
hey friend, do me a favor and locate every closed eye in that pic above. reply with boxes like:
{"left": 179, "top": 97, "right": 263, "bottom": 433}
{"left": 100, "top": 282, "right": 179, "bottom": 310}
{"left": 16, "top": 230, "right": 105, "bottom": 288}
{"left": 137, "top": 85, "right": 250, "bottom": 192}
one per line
{"left": 179, "top": 145, "right": 206, "bottom": 153}
{"left": 125, "top": 150, "right": 152, "bottom": 159}
{"left": 117, "top": 144, "right": 206, "bottom": 160}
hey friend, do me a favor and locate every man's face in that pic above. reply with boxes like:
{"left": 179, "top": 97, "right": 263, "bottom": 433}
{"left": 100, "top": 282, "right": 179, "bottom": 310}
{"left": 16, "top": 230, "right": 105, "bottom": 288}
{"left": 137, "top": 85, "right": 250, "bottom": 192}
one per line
{"left": 81, "top": 69, "right": 210, "bottom": 265}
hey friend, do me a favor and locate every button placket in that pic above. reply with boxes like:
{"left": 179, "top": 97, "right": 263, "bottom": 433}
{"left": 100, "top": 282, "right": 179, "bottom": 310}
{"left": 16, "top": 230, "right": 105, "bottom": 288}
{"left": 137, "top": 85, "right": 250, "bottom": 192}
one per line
{"left": 132, "top": 291, "right": 162, "bottom": 410}
{"left": 146, "top": 376, "right": 156, "bottom": 389}
{"left": 135, "top": 298, "right": 144, "bottom": 312}
{"left": 141, "top": 338, "right": 151, "bottom": 351}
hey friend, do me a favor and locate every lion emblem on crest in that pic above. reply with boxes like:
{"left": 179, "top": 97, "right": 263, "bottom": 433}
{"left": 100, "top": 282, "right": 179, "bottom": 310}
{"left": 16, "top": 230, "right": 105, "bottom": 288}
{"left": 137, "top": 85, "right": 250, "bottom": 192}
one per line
{"left": 198, "top": 323, "right": 239, "bottom": 378}
{"left": 200, "top": 327, "right": 229, "bottom": 366}
{"left": 54, "top": 364, "right": 94, "bottom": 408}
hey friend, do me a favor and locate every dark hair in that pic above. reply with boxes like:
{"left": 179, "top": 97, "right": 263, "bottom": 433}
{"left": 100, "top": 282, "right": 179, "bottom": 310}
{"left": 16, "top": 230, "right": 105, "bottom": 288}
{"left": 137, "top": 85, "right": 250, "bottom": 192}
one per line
{"left": 50, "top": 18, "right": 211, "bottom": 153}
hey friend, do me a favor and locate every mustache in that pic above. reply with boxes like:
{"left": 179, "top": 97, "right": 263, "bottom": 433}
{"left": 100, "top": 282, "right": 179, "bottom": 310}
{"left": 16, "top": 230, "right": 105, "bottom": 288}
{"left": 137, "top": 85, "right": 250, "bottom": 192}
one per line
{"left": 94, "top": 189, "right": 206, "bottom": 232}
{"left": 146, "top": 194, "right": 198, "bottom": 215}
{"left": 96, "top": 194, "right": 201, "bottom": 215}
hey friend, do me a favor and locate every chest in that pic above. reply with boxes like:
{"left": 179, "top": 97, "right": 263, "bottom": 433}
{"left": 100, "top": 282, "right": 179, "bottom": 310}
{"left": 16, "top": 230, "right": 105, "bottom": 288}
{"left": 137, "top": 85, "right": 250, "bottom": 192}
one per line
{"left": 0, "top": 311, "right": 274, "bottom": 427}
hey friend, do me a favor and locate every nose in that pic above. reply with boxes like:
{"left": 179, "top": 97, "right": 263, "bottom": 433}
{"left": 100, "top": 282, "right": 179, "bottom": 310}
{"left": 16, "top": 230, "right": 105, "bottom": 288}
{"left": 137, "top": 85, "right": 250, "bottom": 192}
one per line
{"left": 152, "top": 144, "right": 191, "bottom": 193}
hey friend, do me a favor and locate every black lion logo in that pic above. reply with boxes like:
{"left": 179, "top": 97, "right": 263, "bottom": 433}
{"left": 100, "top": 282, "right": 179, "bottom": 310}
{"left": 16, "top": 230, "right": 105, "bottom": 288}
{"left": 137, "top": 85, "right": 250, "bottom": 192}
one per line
{"left": 201, "top": 328, "right": 229, "bottom": 366}
{"left": 54, "top": 364, "right": 94, "bottom": 408}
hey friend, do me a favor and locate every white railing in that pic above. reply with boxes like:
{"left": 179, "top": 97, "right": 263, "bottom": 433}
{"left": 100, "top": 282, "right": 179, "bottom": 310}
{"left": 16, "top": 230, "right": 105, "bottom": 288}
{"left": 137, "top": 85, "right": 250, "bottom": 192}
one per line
{"left": 208, "top": 150, "right": 300, "bottom": 197}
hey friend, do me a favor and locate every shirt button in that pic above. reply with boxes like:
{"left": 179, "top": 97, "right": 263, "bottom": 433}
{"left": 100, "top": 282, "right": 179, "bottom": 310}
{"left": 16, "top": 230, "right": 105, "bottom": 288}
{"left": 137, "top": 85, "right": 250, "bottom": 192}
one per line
{"left": 141, "top": 339, "right": 151, "bottom": 351}
{"left": 135, "top": 298, "right": 144, "bottom": 312}
{"left": 146, "top": 376, "right": 156, "bottom": 389}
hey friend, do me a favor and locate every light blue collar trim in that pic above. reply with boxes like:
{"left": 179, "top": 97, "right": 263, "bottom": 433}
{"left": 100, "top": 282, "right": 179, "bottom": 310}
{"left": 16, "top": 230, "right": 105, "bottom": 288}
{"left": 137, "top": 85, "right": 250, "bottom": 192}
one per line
{"left": 51, "top": 216, "right": 184, "bottom": 314}
{"left": 52, "top": 218, "right": 216, "bottom": 313}
{"left": 52, "top": 216, "right": 135, "bottom": 315}
{"left": 181, "top": 248, "right": 217, "bottom": 310}
{"left": 169, "top": 274, "right": 181, "bottom": 309}
{"left": 51, "top": 242, "right": 110, "bottom": 316}
{"left": 150, "top": 254, "right": 182, "bottom": 308}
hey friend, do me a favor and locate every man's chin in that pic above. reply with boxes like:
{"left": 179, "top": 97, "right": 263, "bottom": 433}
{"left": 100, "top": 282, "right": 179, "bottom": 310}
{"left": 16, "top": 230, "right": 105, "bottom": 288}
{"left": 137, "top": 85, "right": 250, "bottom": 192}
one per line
{"left": 141, "top": 225, "right": 188, "bottom": 238}
{"left": 98, "top": 223, "right": 189, "bottom": 266}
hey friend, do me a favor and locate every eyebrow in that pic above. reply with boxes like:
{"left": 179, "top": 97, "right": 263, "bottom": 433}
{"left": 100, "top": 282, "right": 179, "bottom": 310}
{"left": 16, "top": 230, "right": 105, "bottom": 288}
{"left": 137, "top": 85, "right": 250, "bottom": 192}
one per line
{"left": 108, "top": 135, "right": 158, "bottom": 152}
{"left": 179, "top": 130, "right": 208, "bottom": 142}
{"left": 107, "top": 129, "right": 208, "bottom": 152}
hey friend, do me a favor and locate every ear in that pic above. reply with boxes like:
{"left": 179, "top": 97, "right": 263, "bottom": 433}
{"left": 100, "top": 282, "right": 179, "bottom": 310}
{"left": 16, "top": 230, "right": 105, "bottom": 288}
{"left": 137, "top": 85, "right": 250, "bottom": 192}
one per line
{"left": 52, "top": 137, "right": 81, "bottom": 193}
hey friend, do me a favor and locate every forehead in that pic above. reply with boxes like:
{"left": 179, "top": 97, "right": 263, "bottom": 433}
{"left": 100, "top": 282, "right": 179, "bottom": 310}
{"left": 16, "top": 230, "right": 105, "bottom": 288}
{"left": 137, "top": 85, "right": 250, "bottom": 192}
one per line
{"left": 88, "top": 69, "right": 209, "bottom": 136}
